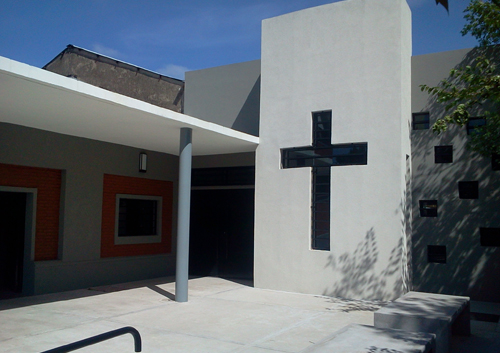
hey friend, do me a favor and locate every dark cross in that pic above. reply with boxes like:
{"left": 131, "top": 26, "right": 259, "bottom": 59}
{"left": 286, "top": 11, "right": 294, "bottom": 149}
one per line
{"left": 281, "top": 110, "right": 368, "bottom": 251}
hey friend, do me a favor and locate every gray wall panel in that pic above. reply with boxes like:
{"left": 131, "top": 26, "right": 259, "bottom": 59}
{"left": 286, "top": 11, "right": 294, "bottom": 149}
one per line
{"left": 411, "top": 49, "right": 500, "bottom": 302}
{"left": 0, "top": 122, "right": 178, "bottom": 294}
{"left": 184, "top": 60, "right": 260, "bottom": 136}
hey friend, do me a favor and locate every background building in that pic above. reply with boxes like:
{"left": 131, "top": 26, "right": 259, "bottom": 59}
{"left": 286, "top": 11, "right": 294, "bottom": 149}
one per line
{"left": 44, "top": 45, "right": 184, "bottom": 113}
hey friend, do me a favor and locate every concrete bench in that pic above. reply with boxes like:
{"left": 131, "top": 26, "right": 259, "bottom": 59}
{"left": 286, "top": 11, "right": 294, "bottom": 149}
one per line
{"left": 301, "top": 324, "right": 436, "bottom": 353}
{"left": 374, "top": 291, "right": 470, "bottom": 353}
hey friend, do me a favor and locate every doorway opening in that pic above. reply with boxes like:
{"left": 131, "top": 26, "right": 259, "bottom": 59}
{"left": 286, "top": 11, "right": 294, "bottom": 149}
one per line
{"left": 0, "top": 191, "right": 27, "bottom": 299}
{"left": 189, "top": 167, "right": 255, "bottom": 280}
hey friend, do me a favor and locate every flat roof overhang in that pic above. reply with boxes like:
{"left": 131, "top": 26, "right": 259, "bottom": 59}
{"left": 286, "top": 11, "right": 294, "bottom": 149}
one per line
{"left": 0, "top": 56, "right": 259, "bottom": 156}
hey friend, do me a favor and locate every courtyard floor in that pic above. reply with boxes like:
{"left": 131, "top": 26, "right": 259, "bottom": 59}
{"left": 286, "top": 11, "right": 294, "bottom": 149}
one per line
{"left": 0, "top": 277, "right": 499, "bottom": 352}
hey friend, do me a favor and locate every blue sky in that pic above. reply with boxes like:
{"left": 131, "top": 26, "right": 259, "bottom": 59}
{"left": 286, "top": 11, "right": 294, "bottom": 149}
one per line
{"left": 0, "top": 0, "right": 477, "bottom": 80}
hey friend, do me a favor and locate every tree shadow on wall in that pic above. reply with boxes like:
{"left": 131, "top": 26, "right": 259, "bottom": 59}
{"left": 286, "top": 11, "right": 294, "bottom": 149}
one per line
{"left": 322, "top": 228, "right": 406, "bottom": 301}
{"left": 322, "top": 122, "right": 414, "bottom": 302}
{"left": 411, "top": 48, "right": 500, "bottom": 302}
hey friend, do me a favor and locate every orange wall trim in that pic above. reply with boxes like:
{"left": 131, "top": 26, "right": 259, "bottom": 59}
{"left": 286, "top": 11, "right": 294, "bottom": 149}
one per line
{"left": 101, "top": 174, "right": 173, "bottom": 258}
{"left": 0, "top": 163, "right": 61, "bottom": 261}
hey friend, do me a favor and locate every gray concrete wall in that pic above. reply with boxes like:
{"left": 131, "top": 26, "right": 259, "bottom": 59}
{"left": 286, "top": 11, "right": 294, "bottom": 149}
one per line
{"left": 184, "top": 60, "right": 260, "bottom": 136}
{"left": 411, "top": 49, "right": 500, "bottom": 302}
{"left": 34, "top": 255, "right": 174, "bottom": 294}
{"left": 0, "top": 122, "right": 178, "bottom": 294}
{"left": 44, "top": 51, "right": 184, "bottom": 113}
{"left": 255, "top": 0, "right": 412, "bottom": 300}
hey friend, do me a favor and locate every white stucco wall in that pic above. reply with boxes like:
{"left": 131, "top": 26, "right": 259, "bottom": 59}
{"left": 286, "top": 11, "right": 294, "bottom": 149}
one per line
{"left": 255, "top": 0, "right": 412, "bottom": 300}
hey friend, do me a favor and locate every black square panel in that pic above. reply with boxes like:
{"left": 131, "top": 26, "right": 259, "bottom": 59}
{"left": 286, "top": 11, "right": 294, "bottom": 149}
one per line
{"left": 458, "top": 181, "right": 479, "bottom": 199}
{"left": 419, "top": 200, "right": 438, "bottom": 217}
{"left": 467, "top": 117, "right": 486, "bottom": 135}
{"left": 493, "top": 154, "right": 500, "bottom": 171}
{"left": 428, "top": 245, "right": 446, "bottom": 263}
{"left": 480, "top": 228, "right": 500, "bottom": 247}
{"left": 413, "top": 112, "right": 430, "bottom": 130}
{"left": 435, "top": 146, "right": 453, "bottom": 163}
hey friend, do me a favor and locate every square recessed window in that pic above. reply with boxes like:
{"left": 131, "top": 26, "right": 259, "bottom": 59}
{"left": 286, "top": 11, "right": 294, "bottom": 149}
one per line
{"left": 480, "top": 228, "right": 500, "bottom": 247}
{"left": 115, "top": 194, "right": 162, "bottom": 245}
{"left": 435, "top": 146, "right": 453, "bottom": 163}
{"left": 458, "top": 181, "right": 479, "bottom": 199}
{"left": 428, "top": 245, "right": 446, "bottom": 263}
{"left": 493, "top": 154, "right": 500, "bottom": 171}
{"left": 467, "top": 117, "right": 486, "bottom": 135}
{"left": 412, "top": 112, "right": 430, "bottom": 130}
{"left": 419, "top": 200, "right": 438, "bottom": 217}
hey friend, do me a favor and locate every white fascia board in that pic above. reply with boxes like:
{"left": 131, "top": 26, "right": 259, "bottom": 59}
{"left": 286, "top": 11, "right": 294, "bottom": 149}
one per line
{"left": 0, "top": 56, "right": 259, "bottom": 156}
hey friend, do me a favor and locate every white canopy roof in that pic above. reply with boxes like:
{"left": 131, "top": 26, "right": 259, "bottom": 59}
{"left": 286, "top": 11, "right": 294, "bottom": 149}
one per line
{"left": 0, "top": 56, "right": 259, "bottom": 156}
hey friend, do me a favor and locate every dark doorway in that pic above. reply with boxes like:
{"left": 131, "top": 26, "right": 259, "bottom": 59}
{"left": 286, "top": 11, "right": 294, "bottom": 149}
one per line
{"left": 0, "top": 192, "right": 26, "bottom": 298}
{"left": 189, "top": 188, "right": 254, "bottom": 280}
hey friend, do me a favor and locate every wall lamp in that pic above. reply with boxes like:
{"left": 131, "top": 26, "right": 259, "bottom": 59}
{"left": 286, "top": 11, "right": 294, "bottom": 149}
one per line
{"left": 139, "top": 152, "right": 147, "bottom": 173}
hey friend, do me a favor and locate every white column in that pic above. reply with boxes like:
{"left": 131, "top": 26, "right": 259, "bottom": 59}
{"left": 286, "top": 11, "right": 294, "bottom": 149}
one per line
{"left": 175, "top": 128, "right": 192, "bottom": 302}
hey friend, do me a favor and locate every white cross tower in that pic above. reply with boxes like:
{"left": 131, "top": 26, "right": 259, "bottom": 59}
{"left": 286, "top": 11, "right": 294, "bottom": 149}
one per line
{"left": 255, "top": 0, "right": 412, "bottom": 301}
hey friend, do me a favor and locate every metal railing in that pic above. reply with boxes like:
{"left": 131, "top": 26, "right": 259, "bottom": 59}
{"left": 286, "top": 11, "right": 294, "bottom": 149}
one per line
{"left": 40, "top": 326, "right": 142, "bottom": 353}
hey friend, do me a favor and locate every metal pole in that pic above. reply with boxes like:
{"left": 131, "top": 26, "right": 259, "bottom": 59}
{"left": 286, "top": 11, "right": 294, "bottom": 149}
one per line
{"left": 41, "top": 326, "right": 142, "bottom": 353}
{"left": 175, "top": 127, "right": 192, "bottom": 302}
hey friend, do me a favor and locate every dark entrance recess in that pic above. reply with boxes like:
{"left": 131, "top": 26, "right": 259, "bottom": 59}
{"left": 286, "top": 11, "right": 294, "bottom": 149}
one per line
{"left": 189, "top": 167, "right": 255, "bottom": 280}
{"left": 0, "top": 192, "right": 26, "bottom": 298}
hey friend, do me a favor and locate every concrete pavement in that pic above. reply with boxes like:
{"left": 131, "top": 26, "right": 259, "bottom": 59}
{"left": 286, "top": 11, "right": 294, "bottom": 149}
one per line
{"left": 0, "top": 277, "right": 498, "bottom": 352}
